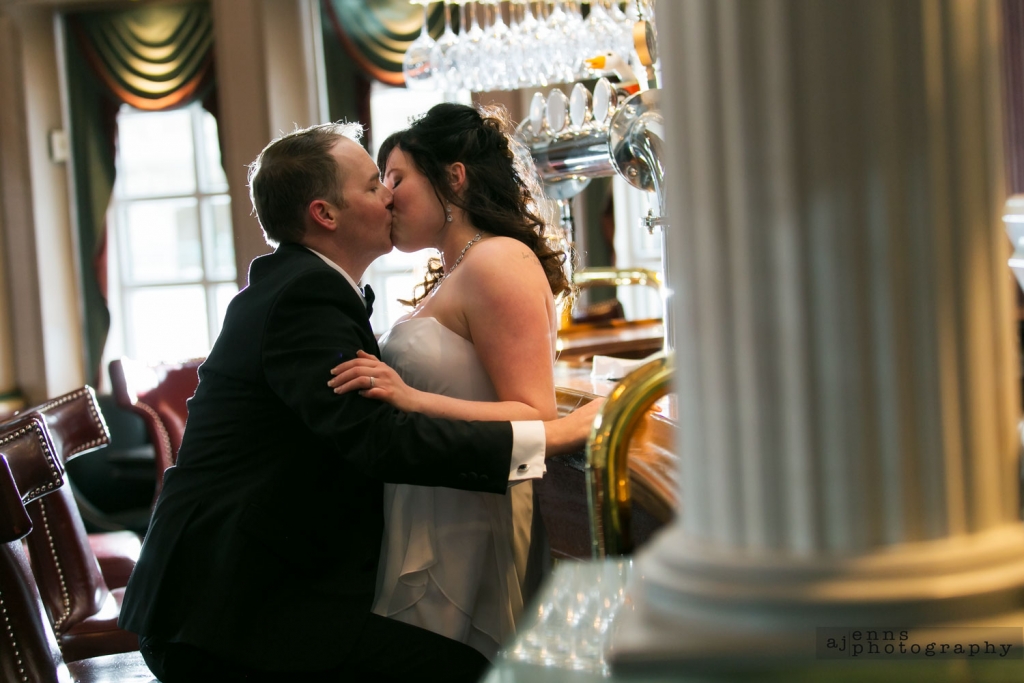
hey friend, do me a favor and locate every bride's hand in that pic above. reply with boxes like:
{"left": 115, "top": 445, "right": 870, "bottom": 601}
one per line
{"left": 328, "top": 350, "right": 422, "bottom": 412}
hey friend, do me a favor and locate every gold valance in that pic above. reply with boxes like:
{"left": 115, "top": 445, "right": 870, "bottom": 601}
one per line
{"left": 69, "top": 3, "right": 214, "bottom": 111}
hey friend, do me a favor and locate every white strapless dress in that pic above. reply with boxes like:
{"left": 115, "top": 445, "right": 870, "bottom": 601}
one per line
{"left": 371, "top": 317, "right": 533, "bottom": 660}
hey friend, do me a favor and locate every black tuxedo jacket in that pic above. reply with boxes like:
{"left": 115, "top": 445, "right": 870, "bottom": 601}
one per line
{"left": 118, "top": 243, "right": 513, "bottom": 671}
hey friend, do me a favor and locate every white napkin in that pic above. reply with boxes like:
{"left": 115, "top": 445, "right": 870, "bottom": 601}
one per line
{"left": 591, "top": 354, "right": 655, "bottom": 381}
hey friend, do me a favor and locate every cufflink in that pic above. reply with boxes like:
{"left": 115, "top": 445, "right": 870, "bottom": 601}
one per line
{"left": 517, "top": 464, "right": 530, "bottom": 473}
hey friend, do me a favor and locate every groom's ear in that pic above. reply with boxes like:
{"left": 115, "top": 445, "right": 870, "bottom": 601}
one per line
{"left": 447, "top": 162, "right": 467, "bottom": 193}
{"left": 307, "top": 198, "right": 339, "bottom": 233}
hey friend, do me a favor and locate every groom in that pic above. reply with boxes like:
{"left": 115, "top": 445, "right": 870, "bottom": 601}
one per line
{"left": 118, "top": 123, "right": 592, "bottom": 682}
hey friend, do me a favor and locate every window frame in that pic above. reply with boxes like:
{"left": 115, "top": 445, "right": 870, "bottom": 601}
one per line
{"left": 105, "top": 102, "right": 237, "bottom": 364}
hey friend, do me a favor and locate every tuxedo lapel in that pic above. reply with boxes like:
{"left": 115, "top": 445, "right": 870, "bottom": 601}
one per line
{"left": 261, "top": 244, "right": 380, "bottom": 349}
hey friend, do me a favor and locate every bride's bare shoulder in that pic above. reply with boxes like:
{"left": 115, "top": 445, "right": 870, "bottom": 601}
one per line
{"left": 466, "top": 235, "right": 543, "bottom": 271}
{"left": 457, "top": 237, "right": 551, "bottom": 312}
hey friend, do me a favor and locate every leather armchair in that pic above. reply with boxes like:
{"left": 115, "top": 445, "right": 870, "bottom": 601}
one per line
{"left": 0, "top": 417, "right": 155, "bottom": 682}
{"left": 109, "top": 358, "right": 202, "bottom": 501}
{"left": 28, "top": 387, "right": 142, "bottom": 589}
{"left": 3, "top": 390, "right": 139, "bottom": 662}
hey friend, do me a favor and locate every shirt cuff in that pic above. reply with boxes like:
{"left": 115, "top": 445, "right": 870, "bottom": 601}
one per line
{"left": 508, "top": 420, "right": 546, "bottom": 484}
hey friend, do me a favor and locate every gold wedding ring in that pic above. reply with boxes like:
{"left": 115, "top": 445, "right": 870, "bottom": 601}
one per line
{"left": 369, "top": 377, "right": 375, "bottom": 389}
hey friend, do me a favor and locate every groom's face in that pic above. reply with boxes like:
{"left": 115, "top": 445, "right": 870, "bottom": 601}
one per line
{"left": 330, "top": 138, "right": 394, "bottom": 260}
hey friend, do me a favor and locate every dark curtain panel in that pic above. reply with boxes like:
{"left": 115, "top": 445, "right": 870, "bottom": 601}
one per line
{"left": 64, "top": 47, "right": 119, "bottom": 387}
{"left": 321, "top": 0, "right": 443, "bottom": 86}
{"left": 64, "top": 2, "right": 216, "bottom": 385}
{"left": 321, "top": 16, "right": 374, "bottom": 149}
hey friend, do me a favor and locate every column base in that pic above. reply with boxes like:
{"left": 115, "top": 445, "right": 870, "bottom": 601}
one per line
{"left": 609, "top": 523, "right": 1024, "bottom": 673}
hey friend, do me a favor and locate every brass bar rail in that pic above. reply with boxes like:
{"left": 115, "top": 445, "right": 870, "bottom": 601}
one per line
{"left": 586, "top": 353, "right": 673, "bottom": 558}
{"left": 572, "top": 267, "right": 662, "bottom": 290}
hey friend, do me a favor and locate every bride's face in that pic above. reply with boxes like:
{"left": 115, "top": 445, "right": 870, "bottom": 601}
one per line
{"left": 383, "top": 147, "right": 446, "bottom": 253}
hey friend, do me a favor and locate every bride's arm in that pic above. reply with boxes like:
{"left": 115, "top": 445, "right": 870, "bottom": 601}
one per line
{"left": 329, "top": 238, "right": 558, "bottom": 422}
{"left": 460, "top": 238, "right": 558, "bottom": 421}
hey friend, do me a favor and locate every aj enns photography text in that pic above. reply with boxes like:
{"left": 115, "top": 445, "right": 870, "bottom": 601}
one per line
{"left": 816, "top": 627, "right": 1023, "bottom": 660}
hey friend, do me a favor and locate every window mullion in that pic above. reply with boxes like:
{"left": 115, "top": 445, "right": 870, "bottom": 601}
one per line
{"left": 190, "top": 104, "right": 217, "bottom": 347}
{"left": 117, "top": 207, "right": 138, "bottom": 360}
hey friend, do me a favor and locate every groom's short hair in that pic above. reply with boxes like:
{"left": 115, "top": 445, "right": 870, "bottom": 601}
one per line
{"left": 248, "top": 122, "right": 364, "bottom": 247}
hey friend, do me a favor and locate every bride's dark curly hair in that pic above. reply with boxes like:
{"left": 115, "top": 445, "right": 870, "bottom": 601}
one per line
{"left": 377, "top": 102, "right": 569, "bottom": 305}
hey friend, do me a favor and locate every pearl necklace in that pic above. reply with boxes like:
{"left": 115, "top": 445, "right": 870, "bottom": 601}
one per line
{"left": 439, "top": 233, "right": 482, "bottom": 282}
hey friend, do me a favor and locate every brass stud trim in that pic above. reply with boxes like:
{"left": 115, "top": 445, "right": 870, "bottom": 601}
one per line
{"left": 37, "top": 499, "right": 71, "bottom": 637}
{"left": 0, "top": 588, "right": 29, "bottom": 682}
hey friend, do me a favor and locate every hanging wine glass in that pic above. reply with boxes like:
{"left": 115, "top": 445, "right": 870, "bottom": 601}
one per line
{"left": 446, "top": 1, "right": 476, "bottom": 91}
{"left": 475, "top": 0, "right": 495, "bottom": 91}
{"left": 480, "top": 0, "right": 511, "bottom": 90}
{"left": 504, "top": 1, "right": 529, "bottom": 89}
{"left": 616, "top": 0, "right": 638, "bottom": 63}
{"left": 520, "top": 0, "right": 552, "bottom": 87}
{"left": 462, "top": 1, "right": 486, "bottom": 91}
{"left": 515, "top": 0, "right": 543, "bottom": 88}
{"left": 430, "top": 1, "right": 460, "bottom": 91}
{"left": 584, "top": 0, "right": 620, "bottom": 58}
{"left": 403, "top": 0, "right": 438, "bottom": 90}
{"left": 543, "top": 1, "right": 575, "bottom": 84}
{"left": 562, "top": 0, "right": 588, "bottom": 80}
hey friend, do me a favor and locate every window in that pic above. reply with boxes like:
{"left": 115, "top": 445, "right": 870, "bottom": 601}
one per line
{"left": 103, "top": 102, "right": 237, "bottom": 367}
{"left": 363, "top": 81, "right": 463, "bottom": 331}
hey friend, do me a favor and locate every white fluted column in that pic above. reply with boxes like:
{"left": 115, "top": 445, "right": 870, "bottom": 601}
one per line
{"left": 614, "top": 0, "right": 1024, "bottom": 665}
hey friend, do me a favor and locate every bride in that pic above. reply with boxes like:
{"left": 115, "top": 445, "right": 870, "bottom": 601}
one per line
{"left": 328, "top": 102, "right": 570, "bottom": 660}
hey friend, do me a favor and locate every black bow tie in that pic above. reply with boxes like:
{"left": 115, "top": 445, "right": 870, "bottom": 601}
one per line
{"left": 362, "top": 283, "right": 375, "bottom": 316}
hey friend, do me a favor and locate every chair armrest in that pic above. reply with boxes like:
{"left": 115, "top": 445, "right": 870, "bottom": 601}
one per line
{"left": 31, "top": 387, "right": 111, "bottom": 464}
{"left": 0, "top": 414, "right": 62, "bottom": 504}
{"left": 0, "top": 455, "right": 32, "bottom": 543}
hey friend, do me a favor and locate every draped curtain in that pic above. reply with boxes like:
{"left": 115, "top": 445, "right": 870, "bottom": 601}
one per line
{"left": 321, "top": 0, "right": 443, "bottom": 86}
{"left": 64, "top": 2, "right": 216, "bottom": 386}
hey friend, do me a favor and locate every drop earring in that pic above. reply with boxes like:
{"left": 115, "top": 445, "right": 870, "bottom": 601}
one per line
{"left": 446, "top": 203, "right": 454, "bottom": 223}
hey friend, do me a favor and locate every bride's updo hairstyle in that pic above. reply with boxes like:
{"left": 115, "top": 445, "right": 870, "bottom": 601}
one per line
{"left": 377, "top": 102, "right": 569, "bottom": 304}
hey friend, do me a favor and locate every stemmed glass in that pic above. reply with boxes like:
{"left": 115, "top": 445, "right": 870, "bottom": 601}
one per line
{"left": 519, "top": 0, "right": 550, "bottom": 87}
{"left": 430, "top": 1, "right": 460, "bottom": 92}
{"left": 408, "top": 0, "right": 652, "bottom": 92}
{"left": 462, "top": 1, "right": 486, "bottom": 91}
{"left": 480, "top": 0, "right": 511, "bottom": 90}
{"left": 446, "top": 1, "right": 478, "bottom": 92}
{"left": 403, "top": 1, "right": 438, "bottom": 90}
{"left": 562, "top": 1, "right": 588, "bottom": 80}
{"left": 504, "top": 1, "right": 528, "bottom": 89}
{"left": 615, "top": 0, "right": 637, "bottom": 61}
{"left": 543, "top": 1, "right": 575, "bottom": 85}
{"left": 584, "top": 0, "right": 620, "bottom": 58}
